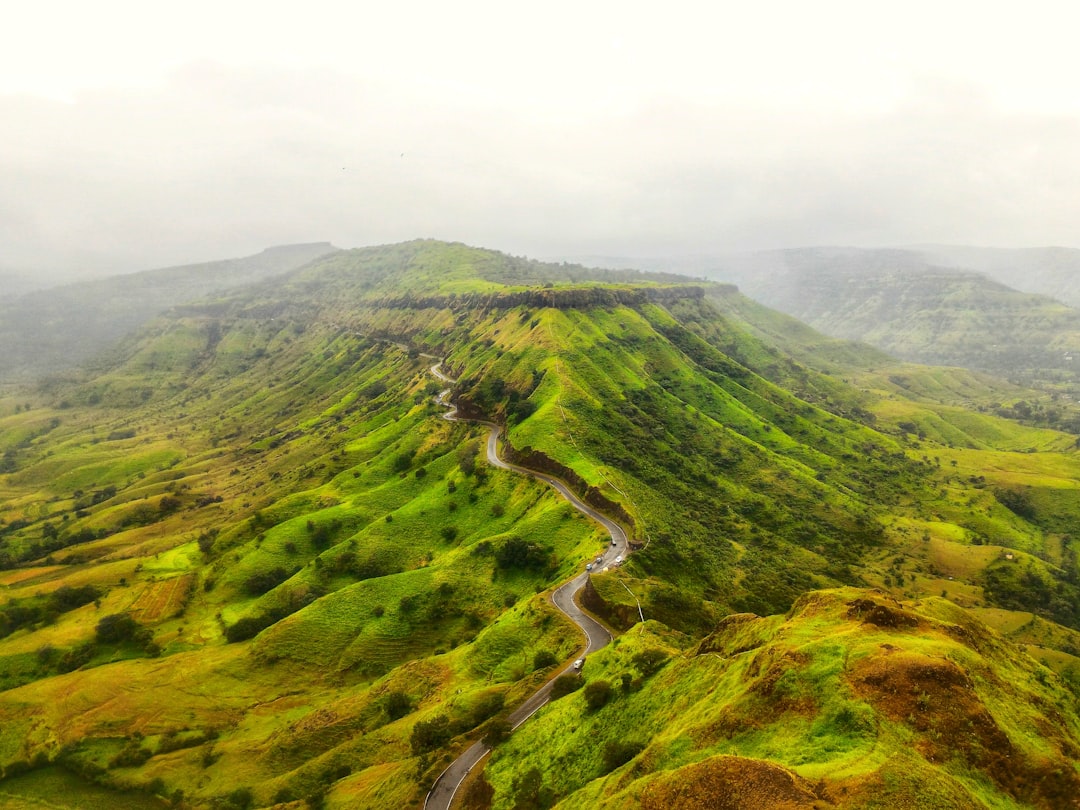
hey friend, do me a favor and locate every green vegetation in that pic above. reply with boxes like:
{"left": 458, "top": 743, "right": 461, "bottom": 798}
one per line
{"left": 709, "top": 246, "right": 1080, "bottom": 413}
{"left": 0, "top": 243, "right": 337, "bottom": 383}
{"left": 485, "top": 590, "right": 1080, "bottom": 809}
{"left": 0, "top": 239, "right": 1077, "bottom": 808}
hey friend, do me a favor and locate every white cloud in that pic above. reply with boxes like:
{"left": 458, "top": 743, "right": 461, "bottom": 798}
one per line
{"left": 4, "top": 3, "right": 1080, "bottom": 274}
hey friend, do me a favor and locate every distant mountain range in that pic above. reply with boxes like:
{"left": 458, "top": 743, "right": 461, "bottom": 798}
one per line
{"left": 0, "top": 242, "right": 338, "bottom": 382}
{"left": 919, "top": 244, "right": 1080, "bottom": 308}
{"left": 568, "top": 246, "right": 1080, "bottom": 397}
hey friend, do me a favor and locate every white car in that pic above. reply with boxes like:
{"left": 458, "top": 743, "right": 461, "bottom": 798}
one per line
{"left": 572, "top": 658, "right": 584, "bottom": 671}
{"left": 585, "top": 563, "right": 593, "bottom": 571}
{"left": 614, "top": 555, "right": 623, "bottom": 565}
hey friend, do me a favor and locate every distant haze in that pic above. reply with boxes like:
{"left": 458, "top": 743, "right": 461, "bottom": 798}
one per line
{"left": 6, "top": 2, "right": 1080, "bottom": 279}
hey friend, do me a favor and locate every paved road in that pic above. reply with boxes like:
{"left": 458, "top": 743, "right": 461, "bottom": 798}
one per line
{"left": 424, "top": 363, "right": 629, "bottom": 810}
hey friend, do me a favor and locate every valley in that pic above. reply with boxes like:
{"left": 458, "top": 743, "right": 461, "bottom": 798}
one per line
{"left": 0, "top": 240, "right": 1078, "bottom": 809}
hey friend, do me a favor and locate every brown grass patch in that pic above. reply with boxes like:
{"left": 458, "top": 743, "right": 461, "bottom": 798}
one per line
{"left": 0, "top": 566, "right": 64, "bottom": 587}
{"left": 848, "top": 650, "right": 1080, "bottom": 809}
{"left": 639, "top": 755, "right": 828, "bottom": 810}
{"left": 845, "top": 597, "right": 919, "bottom": 630}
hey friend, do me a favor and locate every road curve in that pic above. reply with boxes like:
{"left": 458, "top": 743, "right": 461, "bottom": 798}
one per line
{"left": 424, "top": 363, "right": 629, "bottom": 810}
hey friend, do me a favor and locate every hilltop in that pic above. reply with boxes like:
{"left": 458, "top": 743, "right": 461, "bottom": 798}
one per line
{"left": 0, "top": 240, "right": 1077, "bottom": 808}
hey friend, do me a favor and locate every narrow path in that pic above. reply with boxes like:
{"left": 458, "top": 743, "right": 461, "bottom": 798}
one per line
{"left": 424, "top": 363, "right": 630, "bottom": 810}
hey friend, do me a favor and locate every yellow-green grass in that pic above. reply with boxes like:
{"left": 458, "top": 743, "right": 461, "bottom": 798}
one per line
{"left": 0, "top": 766, "right": 165, "bottom": 809}
{"left": 485, "top": 588, "right": 1080, "bottom": 809}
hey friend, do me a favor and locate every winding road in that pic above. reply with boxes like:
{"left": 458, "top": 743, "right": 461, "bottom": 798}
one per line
{"left": 424, "top": 363, "right": 630, "bottom": 810}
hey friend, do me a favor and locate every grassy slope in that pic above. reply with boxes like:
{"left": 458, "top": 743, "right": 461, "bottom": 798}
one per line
{"left": 0, "top": 304, "right": 603, "bottom": 808}
{"left": 482, "top": 588, "right": 1080, "bottom": 810}
{"left": 0, "top": 240, "right": 1078, "bottom": 808}
{"left": 712, "top": 250, "right": 1080, "bottom": 409}
{"left": 0, "top": 243, "right": 338, "bottom": 383}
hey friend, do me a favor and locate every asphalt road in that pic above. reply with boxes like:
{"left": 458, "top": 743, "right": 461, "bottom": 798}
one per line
{"left": 424, "top": 363, "right": 629, "bottom": 810}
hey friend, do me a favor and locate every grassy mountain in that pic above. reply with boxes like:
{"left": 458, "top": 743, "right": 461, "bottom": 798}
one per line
{"left": 0, "top": 240, "right": 1078, "bottom": 808}
{"left": 0, "top": 242, "right": 338, "bottom": 383}
{"left": 701, "top": 247, "right": 1080, "bottom": 410}
{"left": 920, "top": 244, "right": 1080, "bottom": 309}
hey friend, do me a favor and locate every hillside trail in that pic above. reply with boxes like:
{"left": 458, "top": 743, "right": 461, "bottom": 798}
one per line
{"left": 424, "top": 362, "right": 630, "bottom": 810}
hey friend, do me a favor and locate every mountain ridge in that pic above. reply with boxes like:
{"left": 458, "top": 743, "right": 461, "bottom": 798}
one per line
{"left": 0, "top": 239, "right": 1077, "bottom": 809}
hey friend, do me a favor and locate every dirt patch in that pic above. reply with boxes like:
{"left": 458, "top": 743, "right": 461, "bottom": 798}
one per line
{"left": 848, "top": 650, "right": 1080, "bottom": 809}
{"left": 845, "top": 597, "right": 918, "bottom": 629}
{"left": 639, "top": 754, "right": 830, "bottom": 810}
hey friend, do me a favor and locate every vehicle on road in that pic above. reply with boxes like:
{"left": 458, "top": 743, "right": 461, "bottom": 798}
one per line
{"left": 585, "top": 563, "right": 593, "bottom": 571}
{"left": 573, "top": 658, "right": 584, "bottom": 671}
{"left": 614, "top": 555, "right": 623, "bottom": 564}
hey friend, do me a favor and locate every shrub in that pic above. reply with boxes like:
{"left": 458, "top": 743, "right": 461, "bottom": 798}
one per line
{"left": 583, "top": 679, "right": 613, "bottom": 710}
{"left": 57, "top": 642, "right": 95, "bottom": 672}
{"left": 601, "top": 740, "right": 644, "bottom": 773}
{"left": 482, "top": 718, "right": 512, "bottom": 747}
{"left": 244, "top": 567, "right": 290, "bottom": 595}
{"left": 197, "top": 530, "right": 217, "bottom": 555}
{"left": 48, "top": 584, "right": 99, "bottom": 612}
{"left": 410, "top": 715, "right": 451, "bottom": 754}
{"left": 495, "top": 536, "right": 548, "bottom": 570}
{"left": 549, "top": 673, "right": 582, "bottom": 698}
{"left": 532, "top": 650, "right": 558, "bottom": 670}
{"left": 226, "top": 787, "right": 253, "bottom": 809}
{"left": 95, "top": 612, "right": 140, "bottom": 644}
{"left": 384, "top": 690, "right": 412, "bottom": 720}
{"left": 109, "top": 742, "right": 152, "bottom": 768}
{"left": 632, "top": 648, "right": 670, "bottom": 676}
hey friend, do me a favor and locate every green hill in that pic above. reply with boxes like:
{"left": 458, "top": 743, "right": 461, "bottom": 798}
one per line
{"left": 0, "top": 240, "right": 1077, "bottom": 808}
{"left": 0, "top": 242, "right": 338, "bottom": 383}
{"left": 920, "top": 244, "right": 1080, "bottom": 309}
{"left": 480, "top": 588, "right": 1080, "bottom": 809}
{"left": 705, "top": 247, "right": 1080, "bottom": 406}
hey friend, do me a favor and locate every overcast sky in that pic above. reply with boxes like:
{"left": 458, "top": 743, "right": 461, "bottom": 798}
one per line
{"left": 5, "top": 1, "right": 1080, "bottom": 277}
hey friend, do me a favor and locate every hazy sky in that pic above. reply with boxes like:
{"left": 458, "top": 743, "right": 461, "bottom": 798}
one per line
{"left": 5, "top": 1, "right": 1080, "bottom": 276}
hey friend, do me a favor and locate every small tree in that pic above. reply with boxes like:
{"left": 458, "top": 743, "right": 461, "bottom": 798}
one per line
{"left": 410, "top": 715, "right": 451, "bottom": 755}
{"left": 384, "top": 690, "right": 412, "bottom": 720}
{"left": 532, "top": 650, "right": 558, "bottom": 671}
{"left": 96, "top": 612, "right": 139, "bottom": 644}
{"left": 482, "top": 718, "right": 513, "bottom": 747}
{"left": 583, "top": 679, "right": 613, "bottom": 711}
{"left": 549, "top": 673, "right": 582, "bottom": 699}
